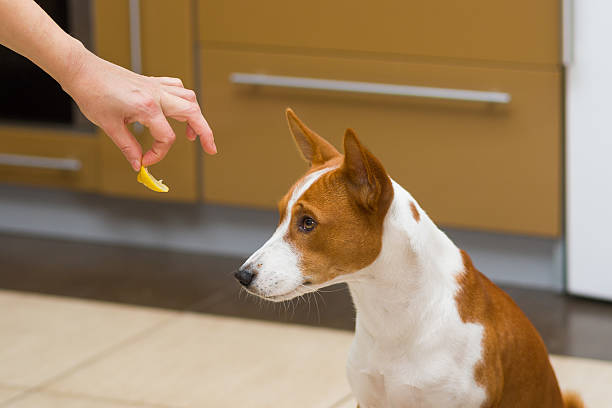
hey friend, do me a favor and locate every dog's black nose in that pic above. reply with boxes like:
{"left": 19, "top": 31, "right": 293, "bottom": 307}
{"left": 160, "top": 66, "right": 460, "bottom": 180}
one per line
{"left": 234, "top": 268, "right": 255, "bottom": 287}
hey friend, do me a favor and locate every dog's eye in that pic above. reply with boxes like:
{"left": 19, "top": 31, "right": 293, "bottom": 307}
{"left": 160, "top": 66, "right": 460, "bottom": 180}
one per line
{"left": 299, "top": 216, "right": 317, "bottom": 232}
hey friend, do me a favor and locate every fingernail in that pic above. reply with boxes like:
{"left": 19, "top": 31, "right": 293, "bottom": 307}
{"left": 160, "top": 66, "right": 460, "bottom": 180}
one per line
{"left": 208, "top": 139, "right": 217, "bottom": 154}
{"left": 131, "top": 160, "right": 141, "bottom": 171}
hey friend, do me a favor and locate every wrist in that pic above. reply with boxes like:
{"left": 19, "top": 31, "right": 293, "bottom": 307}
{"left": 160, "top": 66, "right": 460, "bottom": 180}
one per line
{"left": 54, "top": 37, "right": 91, "bottom": 96}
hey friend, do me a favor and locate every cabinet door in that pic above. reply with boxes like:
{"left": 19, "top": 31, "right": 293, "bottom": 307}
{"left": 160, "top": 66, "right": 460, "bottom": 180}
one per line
{"left": 198, "top": 0, "right": 560, "bottom": 66}
{"left": 200, "top": 49, "right": 561, "bottom": 237}
{"left": 94, "top": 0, "right": 198, "bottom": 201}
{"left": 0, "top": 127, "right": 97, "bottom": 190}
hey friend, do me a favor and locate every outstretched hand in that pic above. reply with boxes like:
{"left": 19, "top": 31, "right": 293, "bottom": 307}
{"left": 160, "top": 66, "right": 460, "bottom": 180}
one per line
{"left": 63, "top": 48, "right": 216, "bottom": 171}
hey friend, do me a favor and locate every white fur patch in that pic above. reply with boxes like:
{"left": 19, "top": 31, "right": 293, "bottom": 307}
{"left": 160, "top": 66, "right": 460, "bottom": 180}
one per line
{"left": 345, "top": 180, "right": 487, "bottom": 408}
{"left": 241, "top": 167, "right": 335, "bottom": 300}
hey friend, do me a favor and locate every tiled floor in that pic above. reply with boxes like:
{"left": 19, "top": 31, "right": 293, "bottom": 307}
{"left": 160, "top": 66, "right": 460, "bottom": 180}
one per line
{"left": 1, "top": 233, "right": 612, "bottom": 406}
{"left": 2, "top": 233, "right": 612, "bottom": 360}
{"left": 0, "top": 290, "right": 353, "bottom": 408}
{"left": 0, "top": 291, "right": 172, "bottom": 388}
{"left": 0, "top": 289, "right": 610, "bottom": 407}
{"left": 0, "top": 386, "right": 24, "bottom": 405}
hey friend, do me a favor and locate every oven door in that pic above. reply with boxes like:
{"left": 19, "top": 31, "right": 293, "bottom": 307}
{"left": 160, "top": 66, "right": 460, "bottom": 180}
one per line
{"left": 0, "top": 0, "right": 92, "bottom": 129}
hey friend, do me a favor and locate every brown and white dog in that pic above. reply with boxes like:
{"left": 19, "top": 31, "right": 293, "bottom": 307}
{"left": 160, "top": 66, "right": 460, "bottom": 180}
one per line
{"left": 235, "top": 109, "right": 584, "bottom": 408}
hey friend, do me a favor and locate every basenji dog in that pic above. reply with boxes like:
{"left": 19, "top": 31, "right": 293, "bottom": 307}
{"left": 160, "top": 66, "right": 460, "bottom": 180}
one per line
{"left": 235, "top": 109, "right": 584, "bottom": 408}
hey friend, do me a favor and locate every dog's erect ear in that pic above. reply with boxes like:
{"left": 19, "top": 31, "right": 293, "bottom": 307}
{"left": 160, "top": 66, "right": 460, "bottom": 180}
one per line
{"left": 286, "top": 108, "right": 340, "bottom": 166}
{"left": 341, "top": 129, "right": 393, "bottom": 213}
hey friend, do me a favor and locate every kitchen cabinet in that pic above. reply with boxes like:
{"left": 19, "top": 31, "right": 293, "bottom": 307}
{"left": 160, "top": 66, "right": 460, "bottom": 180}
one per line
{"left": 198, "top": 0, "right": 563, "bottom": 236}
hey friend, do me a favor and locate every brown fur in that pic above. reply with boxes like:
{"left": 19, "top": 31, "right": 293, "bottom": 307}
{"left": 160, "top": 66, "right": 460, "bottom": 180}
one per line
{"left": 286, "top": 108, "right": 340, "bottom": 166}
{"left": 279, "top": 109, "right": 342, "bottom": 226}
{"left": 563, "top": 391, "right": 585, "bottom": 408}
{"left": 410, "top": 202, "right": 420, "bottom": 222}
{"left": 456, "top": 250, "right": 566, "bottom": 407}
{"left": 281, "top": 109, "right": 393, "bottom": 285}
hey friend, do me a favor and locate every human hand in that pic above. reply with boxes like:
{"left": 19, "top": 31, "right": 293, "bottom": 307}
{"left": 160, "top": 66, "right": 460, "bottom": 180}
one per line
{"left": 62, "top": 46, "right": 216, "bottom": 171}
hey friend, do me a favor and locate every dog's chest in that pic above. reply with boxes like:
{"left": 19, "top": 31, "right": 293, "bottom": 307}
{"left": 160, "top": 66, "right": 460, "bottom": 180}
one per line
{"left": 346, "top": 322, "right": 487, "bottom": 408}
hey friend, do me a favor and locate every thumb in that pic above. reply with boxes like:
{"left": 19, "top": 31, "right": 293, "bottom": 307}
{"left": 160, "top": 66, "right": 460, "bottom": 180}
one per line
{"left": 106, "top": 124, "right": 143, "bottom": 171}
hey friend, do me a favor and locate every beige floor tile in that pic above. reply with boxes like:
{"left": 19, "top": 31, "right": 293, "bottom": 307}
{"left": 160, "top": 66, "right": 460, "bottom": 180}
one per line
{"left": 0, "top": 385, "right": 25, "bottom": 404}
{"left": 551, "top": 354, "right": 612, "bottom": 408}
{"left": 47, "top": 313, "right": 354, "bottom": 408}
{"left": 329, "top": 394, "right": 356, "bottom": 408}
{"left": 5, "top": 391, "right": 171, "bottom": 408}
{"left": 0, "top": 290, "right": 174, "bottom": 388}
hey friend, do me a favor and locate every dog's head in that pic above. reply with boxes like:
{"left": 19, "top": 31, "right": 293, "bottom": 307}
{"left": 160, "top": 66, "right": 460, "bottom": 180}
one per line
{"left": 235, "top": 109, "right": 394, "bottom": 301}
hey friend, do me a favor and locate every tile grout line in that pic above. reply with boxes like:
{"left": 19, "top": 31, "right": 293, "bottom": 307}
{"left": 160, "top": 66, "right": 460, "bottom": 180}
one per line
{"left": 0, "top": 384, "right": 25, "bottom": 392}
{"left": 6, "top": 388, "right": 179, "bottom": 408}
{"left": 0, "top": 314, "right": 181, "bottom": 407}
{"left": 328, "top": 393, "right": 354, "bottom": 408}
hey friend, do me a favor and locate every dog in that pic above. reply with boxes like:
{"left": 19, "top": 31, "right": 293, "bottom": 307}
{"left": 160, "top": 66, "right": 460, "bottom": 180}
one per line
{"left": 235, "top": 109, "right": 584, "bottom": 408}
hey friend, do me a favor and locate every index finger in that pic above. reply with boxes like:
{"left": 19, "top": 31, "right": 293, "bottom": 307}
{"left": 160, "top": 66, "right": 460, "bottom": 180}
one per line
{"left": 191, "top": 114, "right": 216, "bottom": 155}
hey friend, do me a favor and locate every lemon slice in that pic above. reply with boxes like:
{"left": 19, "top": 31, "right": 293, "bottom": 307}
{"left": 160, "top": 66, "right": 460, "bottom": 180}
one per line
{"left": 137, "top": 166, "right": 169, "bottom": 193}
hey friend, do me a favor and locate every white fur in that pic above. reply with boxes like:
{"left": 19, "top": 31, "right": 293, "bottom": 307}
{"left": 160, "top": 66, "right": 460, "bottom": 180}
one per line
{"left": 244, "top": 175, "right": 487, "bottom": 407}
{"left": 344, "top": 180, "right": 486, "bottom": 408}
{"left": 241, "top": 167, "right": 335, "bottom": 300}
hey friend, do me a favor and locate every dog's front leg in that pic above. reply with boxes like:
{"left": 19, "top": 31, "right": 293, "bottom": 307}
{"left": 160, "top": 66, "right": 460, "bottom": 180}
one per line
{"left": 347, "top": 366, "right": 385, "bottom": 408}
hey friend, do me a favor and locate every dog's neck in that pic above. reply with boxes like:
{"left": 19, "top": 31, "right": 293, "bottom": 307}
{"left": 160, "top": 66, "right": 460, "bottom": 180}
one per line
{"left": 347, "top": 180, "right": 465, "bottom": 349}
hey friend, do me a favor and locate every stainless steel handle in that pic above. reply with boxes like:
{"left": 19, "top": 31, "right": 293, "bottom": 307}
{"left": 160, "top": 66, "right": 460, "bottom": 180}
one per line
{"left": 129, "top": 0, "right": 145, "bottom": 134}
{"left": 128, "top": 0, "right": 142, "bottom": 74}
{"left": 230, "top": 73, "right": 511, "bottom": 104}
{"left": 0, "top": 153, "right": 82, "bottom": 171}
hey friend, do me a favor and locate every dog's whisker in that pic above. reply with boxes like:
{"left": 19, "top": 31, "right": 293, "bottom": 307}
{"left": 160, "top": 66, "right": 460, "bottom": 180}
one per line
{"left": 312, "top": 292, "right": 321, "bottom": 324}
{"left": 315, "top": 286, "right": 347, "bottom": 294}
{"left": 290, "top": 298, "right": 297, "bottom": 319}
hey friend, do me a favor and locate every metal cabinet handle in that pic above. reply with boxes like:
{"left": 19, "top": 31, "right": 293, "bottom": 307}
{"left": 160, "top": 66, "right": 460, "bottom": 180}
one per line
{"left": 0, "top": 153, "right": 82, "bottom": 171}
{"left": 129, "top": 0, "right": 145, "bottom": 134}
{"left": 129, "top": 0, "right": 142, "bottom": 74}
{"left": 230, "top": 73, "right": 511, "bottom": 104}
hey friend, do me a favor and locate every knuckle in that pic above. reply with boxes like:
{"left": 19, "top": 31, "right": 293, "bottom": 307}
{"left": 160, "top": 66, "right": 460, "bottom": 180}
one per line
{"left": 165, "top": 132, "right": 176, "bottom": 143}
{"left": 185, "top": 103, "right": 200, "bottom": 115}
{"left": 151, "top": 149, "right": 163, "bottom": 158}
{"left": 156, "top": 129, "right": 176, "bottom": 145}
{"left": 186, "top": 89, "right": 197, "bottom": 101}
{"left": 118, "top": 144, "right": 134, "bottom": 156}
{"left": 137, "top": 96, "right": 159, "bottom": 116}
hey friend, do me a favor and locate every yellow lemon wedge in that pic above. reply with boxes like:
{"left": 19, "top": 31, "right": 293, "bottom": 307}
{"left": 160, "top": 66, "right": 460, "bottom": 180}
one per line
{"left": 137, "top": 166, "right": 169, "bottom": 193}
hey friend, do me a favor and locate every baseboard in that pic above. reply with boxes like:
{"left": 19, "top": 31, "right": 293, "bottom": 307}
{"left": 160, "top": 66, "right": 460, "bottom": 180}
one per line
{"left": 443, "top": 229, "right": 564, "bottom": 291}
{"left": 0, "top": 184, "right": 563, "bottom": 291}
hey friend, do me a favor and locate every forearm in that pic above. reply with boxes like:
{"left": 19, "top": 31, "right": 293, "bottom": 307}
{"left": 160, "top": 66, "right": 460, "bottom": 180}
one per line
{"left": 0, "top": 0, "right": 216, "bottom": 166}
{"left": 0, "top": 0, "right": 86, "bottom": 87}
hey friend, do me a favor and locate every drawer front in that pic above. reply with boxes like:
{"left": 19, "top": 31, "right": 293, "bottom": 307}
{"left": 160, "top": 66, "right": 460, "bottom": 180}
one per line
{"left": 198, "top": 0, "right": 560, "bottom": 66}
{"left": 0, "top": 127, "right": 97, "bottom": 190}
{"left": 201, "top": 49, "right": 561, "bottom": 237}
